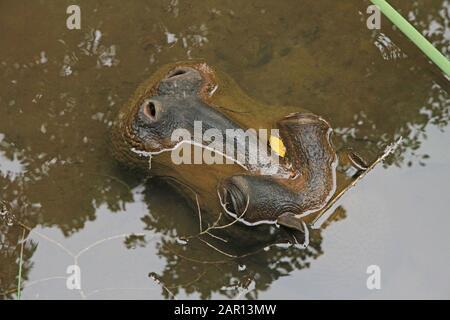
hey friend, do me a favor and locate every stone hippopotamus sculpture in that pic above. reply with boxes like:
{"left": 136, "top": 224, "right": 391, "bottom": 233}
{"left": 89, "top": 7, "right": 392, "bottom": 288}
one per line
{"left": 111, "top": 61, "right": 337, "bottom": 243}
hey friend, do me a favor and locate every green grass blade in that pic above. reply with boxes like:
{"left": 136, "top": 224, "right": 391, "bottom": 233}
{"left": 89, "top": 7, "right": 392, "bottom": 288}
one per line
{"left": 17, "top": 228, "right": 26, "bottom": 300}
{"left": 370, "top": 0, "right": 450, "bottom": 76}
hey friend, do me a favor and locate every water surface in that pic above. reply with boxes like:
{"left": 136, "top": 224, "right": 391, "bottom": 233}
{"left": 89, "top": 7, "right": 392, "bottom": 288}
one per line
{"left": 0, "top": 0, "right": 449, "bottom": 299}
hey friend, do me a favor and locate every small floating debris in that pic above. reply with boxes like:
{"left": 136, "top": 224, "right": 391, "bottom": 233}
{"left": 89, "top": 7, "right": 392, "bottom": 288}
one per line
{"left": 347, "top": 151, "right": 369, "bottom": 171}
{"left": 176, "top": 237, "right": 189, "bottom": 245}
{"left": 0, "top": 201, "right": 15, "bottom": 226}
{"left": 0, "top": 201, "right": 8, "bottom": 216}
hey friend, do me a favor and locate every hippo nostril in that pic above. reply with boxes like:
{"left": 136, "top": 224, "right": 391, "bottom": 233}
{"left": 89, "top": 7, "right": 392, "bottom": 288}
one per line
{"left": 141, "top": 99, "right": 160, "bottom": 121}
{"left": 159, "top": 67, "right": 203, "bottom": 95}
{"left": 146, "top": 102, "right": 156, "bottom": 117}
{"left": 167, "top": 68, "right": 187, "bottom": 78}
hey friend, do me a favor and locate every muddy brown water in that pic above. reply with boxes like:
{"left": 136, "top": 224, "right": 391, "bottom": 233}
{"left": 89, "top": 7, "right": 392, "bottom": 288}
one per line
{"left": 0, "top": 0, "right": 449, "bottom": 299}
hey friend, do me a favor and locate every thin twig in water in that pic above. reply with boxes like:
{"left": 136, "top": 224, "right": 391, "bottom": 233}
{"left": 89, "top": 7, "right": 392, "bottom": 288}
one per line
{"left": 197, "top": 237, "right": 237, "bottom": 258}
{"left": 183, "top": 191, "right": 249, "bottom": 242}
{"left": 206, "top": 231, "right": 228, "bottom": 243}
{"left": 215, "top": 192, "right": 249, "bottom": 230}
{"left": 195, "top": 194, "right": 202, "bottom": 233}
{"left": 166, "top": 175, "right": 250, "bottom": 242}
{"left": 311, "top": 137, "right": 402, "bottom": 228}
{"left": 165, "top": 241, "right": 269, "bottom": 265}
{"left": 201, "top": 210, "right": 223, "bottom": 233}
{"left": 182, "top": 205, "right": 222, "bottom": 240}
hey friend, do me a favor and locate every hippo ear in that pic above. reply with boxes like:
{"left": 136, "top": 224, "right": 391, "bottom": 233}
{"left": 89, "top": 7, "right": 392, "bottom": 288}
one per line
{"left": 276, "top": 112, "right": 336, "bottom": 173}
{"left": 277, "top": 212, "right": 305, "bottom": 233}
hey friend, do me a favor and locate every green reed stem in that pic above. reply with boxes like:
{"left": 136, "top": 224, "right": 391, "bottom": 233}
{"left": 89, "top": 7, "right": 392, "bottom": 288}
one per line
{"left": 370, "top": 0, "right": 450, "bottom": 76}
{"left": 17, "top": 228, "right": 26, "bottom": 300}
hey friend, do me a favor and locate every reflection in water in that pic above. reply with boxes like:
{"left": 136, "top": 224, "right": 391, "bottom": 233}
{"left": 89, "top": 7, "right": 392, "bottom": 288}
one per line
{"left": 137, "top": 180, "right": 347, "bottom": 299}
{"left": 131, "top": 184, "right": 291, "bottom": 299}
{"left": 0, "top": 0, "right": 449, "bottom": 299}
